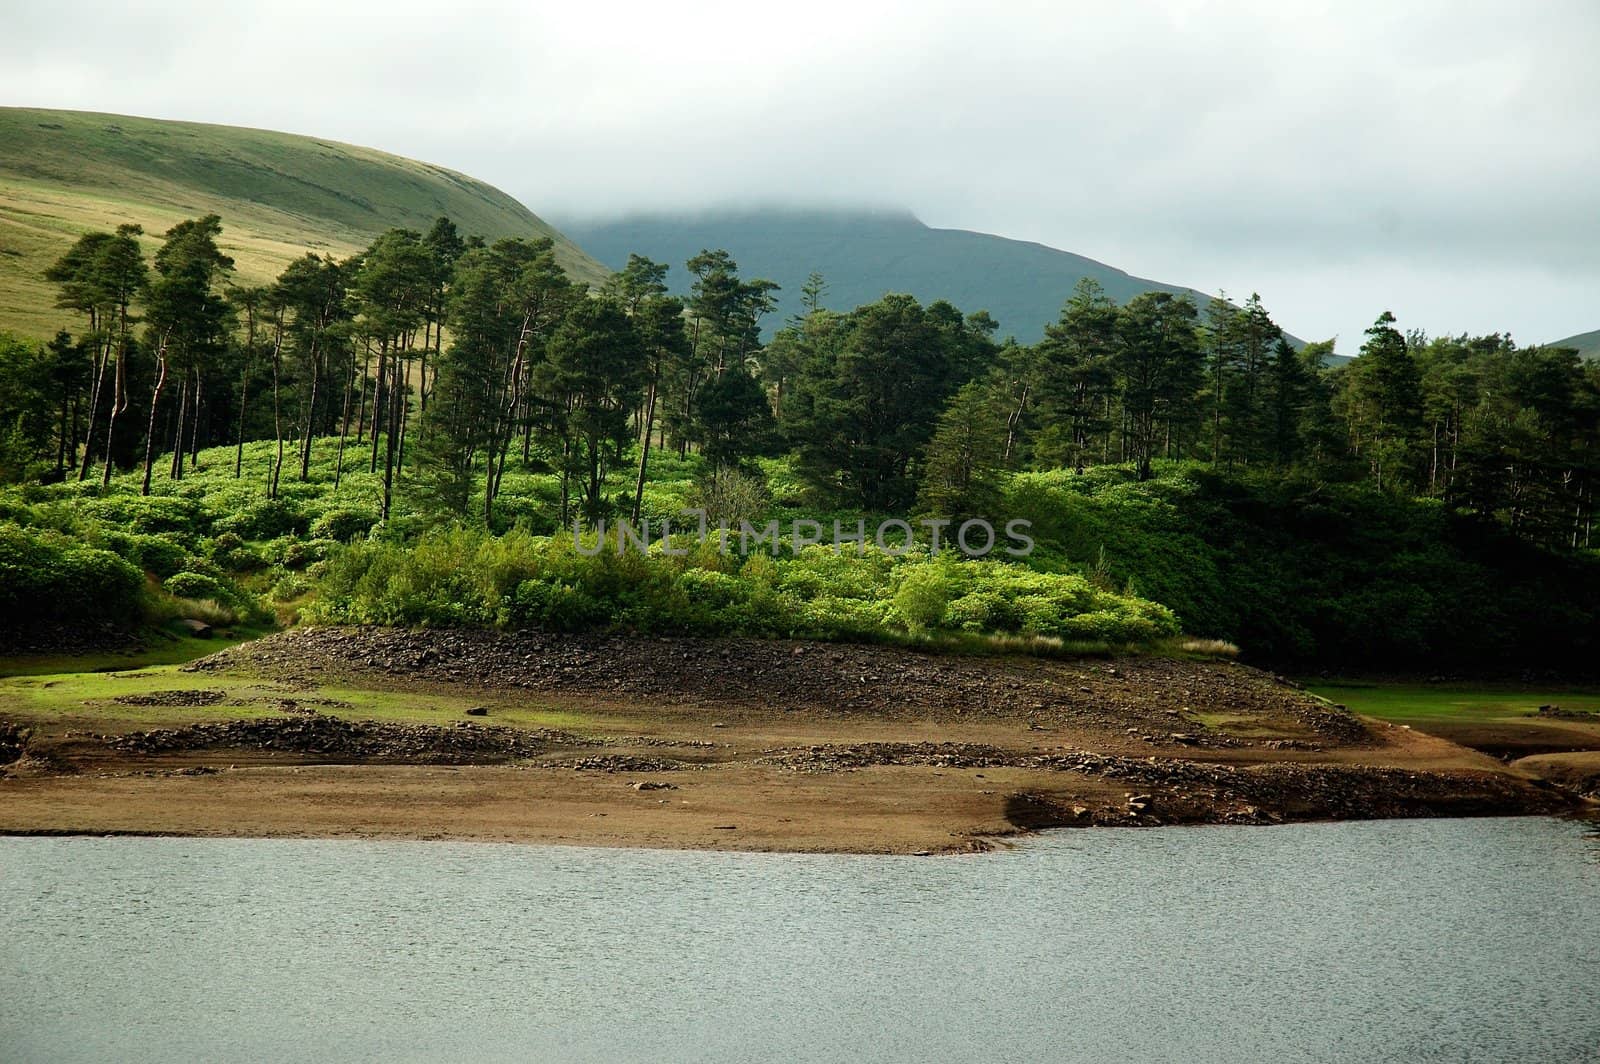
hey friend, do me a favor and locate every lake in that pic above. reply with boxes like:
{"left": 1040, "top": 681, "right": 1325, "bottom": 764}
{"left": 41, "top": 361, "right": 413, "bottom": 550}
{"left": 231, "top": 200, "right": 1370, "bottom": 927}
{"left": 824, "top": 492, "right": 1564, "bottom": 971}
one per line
{"left": 3, "top": 818, "right": 1598, "bottom": 1063}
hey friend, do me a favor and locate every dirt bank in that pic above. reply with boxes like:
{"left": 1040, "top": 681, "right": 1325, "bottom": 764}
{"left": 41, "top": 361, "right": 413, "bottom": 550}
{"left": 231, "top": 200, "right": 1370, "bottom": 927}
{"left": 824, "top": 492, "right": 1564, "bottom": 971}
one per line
{"left": 187, "top": 626, "right": 1369, "bottom": 746}
{"left": 0, "top": 627, "right": 1588, "bottom": 852}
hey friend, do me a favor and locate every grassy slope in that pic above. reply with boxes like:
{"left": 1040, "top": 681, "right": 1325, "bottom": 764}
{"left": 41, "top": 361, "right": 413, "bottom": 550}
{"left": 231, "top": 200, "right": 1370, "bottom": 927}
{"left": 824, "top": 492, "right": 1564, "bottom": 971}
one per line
{"left": 560, "top": 207, "right": 1289, "bottom": 344}
{"left": 1548, "top": 328, "right": 1600, "bottom": 361}
{"left": 1309, "top": 682, "right": 1600, "bottom": 724}
{"left": 0, "top": 662, "right": 602, "bottom": 733}
{"left": 0, "top": 107, "right": 607, "bottom": 338}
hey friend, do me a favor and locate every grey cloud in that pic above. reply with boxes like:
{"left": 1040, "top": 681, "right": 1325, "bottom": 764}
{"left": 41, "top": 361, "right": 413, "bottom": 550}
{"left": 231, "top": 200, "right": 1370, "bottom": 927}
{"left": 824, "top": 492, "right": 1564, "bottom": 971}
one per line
{"left": 2, "top": 0, "right": 1596, "bottom": 348}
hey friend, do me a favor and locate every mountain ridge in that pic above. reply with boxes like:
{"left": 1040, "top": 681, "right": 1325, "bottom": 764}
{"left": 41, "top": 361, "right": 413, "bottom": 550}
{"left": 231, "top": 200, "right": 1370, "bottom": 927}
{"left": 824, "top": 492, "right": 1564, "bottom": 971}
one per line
{"left": 559, "top": 206, "right": 1261, "bottom": 343}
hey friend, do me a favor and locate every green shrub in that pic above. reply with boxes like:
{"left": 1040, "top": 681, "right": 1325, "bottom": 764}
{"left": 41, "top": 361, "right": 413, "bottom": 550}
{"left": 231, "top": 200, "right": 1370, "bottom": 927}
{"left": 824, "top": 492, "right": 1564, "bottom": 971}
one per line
{"left": 508, "top": 580, "right": 611, "bottom": 631}
{"left": 80, "top": 496, "right": 207, "bottom": 538}
{"left": 309, "top": 507, "right": 379, "bottom": 542}
{"left": 277, "top": 537, "right": 335, "bottom": 570}
{"left": 892, "top": 565, "right": 952, "bottom": 633}
{"left": 92, "top": 530, "right": 192, "bottom": 578}
{"left": 0, "top": 522, "right": 144, "bottom": 632}
{"left": 307, "top": 525, "right": 1175, "bottom": 645}
{"left": 215, "top": 498, "right": 308, "bottom": 540}
{"left": 206, "top": 532, "right": 266, "bottom": 572}
{"left": 166, "top": 597, "right": 240, "bottom": 627}
{"left": 163, "top": 572, "right": 232, "bottom": 604}
{"left": 269, "top": 571, "right": 311, "bottom": 602}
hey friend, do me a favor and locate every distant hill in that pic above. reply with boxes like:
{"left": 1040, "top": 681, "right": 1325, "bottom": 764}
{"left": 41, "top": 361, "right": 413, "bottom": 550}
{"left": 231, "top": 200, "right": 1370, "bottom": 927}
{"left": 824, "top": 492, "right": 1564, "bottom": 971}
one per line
{"left": 560, "top": 207, "right": 1245, "bottom": 343}
{"left": 0, "top": 108, "right": 607, "bottom": 338}
{"left": 1548, "top": 329, "right": 1600, "bottom": 360}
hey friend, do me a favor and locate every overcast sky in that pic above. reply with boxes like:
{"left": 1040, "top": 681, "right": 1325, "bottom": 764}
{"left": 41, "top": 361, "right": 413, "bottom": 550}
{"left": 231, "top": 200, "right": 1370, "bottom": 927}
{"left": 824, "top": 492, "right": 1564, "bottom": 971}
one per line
{"left": 4, "top": 1, "right": 1597, "bottom": 350}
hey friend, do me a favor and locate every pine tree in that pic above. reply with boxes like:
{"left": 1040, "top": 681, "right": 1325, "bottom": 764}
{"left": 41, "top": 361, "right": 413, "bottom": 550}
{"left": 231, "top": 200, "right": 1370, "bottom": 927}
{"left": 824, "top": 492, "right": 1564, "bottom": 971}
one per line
{"left": 140, "top": 216, "right": 233, "bottom": 496}
{"left": 1114, "top": 291, "right": 1202, "bottom": 480}
{"left": 1344, "top": 311, "right": 1423, "bottom": 491}
{"left": 918, "top": 378, "right": 1009, "bottom": 520}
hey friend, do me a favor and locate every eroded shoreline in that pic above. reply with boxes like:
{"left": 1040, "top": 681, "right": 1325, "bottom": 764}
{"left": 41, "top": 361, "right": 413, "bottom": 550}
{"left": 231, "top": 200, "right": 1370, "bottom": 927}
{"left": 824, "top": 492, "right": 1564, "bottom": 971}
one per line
{"left": 1, "top": 628, "right": 1591, "bottom": 853}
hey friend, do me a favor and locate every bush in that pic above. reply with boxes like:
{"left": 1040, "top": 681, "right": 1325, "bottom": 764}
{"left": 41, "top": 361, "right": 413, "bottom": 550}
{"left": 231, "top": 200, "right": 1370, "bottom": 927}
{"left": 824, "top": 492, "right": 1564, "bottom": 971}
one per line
{"left": 80, "top": 496, "right": 207, "bottom": 538}
{"left": 277, "top": 537, "right": 335, "bottom": 570}
{"left": 307, "top": 525, "right": 1176, "bottom": 645}
{"left": 691, "top": 467, "right": 770, "bottom": 527}
{"left": 163, "top": 572, "right": 232, "bottom": 604}
{"left": 215, "top": 498, "right": 308, "bottom": 540}
{"left": 892, "top": 565, "right": 952, "bottom": 633}
{"left": 94, "top": 531, "right": 191, "bottom": 578}
{"left": 206, "top": 532, "right": 266, "bottom": 572}
{"left": 310, "top": 507, "right": 379, "bottom": 542}
{"left": 1003, "top": 464, "right": 1600, "bottom": 669}
{"left": 508, "top": 580, "right": 611, "bottom": 632}
{"left": 269, "top": 571, "right": 311, "bottom": 603}
{"left": 0, "top": 522, "right": 144, "bottom": 633}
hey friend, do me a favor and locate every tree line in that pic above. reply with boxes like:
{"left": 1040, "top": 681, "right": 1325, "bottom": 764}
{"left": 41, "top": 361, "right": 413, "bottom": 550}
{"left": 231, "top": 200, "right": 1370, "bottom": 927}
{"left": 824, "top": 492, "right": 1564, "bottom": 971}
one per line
{"left": 1, "top": 212, "right": 1596, "bottom": 550}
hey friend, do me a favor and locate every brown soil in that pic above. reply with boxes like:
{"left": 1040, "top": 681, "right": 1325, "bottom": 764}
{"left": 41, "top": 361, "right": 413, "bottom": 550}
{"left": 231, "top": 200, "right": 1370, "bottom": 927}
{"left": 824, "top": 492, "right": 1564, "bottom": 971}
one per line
{"left": 0, "top": 627, "right": 1589, "bottom": 853}
{"left": 1511, "top": 751, "right": 1600, "bottom": 799}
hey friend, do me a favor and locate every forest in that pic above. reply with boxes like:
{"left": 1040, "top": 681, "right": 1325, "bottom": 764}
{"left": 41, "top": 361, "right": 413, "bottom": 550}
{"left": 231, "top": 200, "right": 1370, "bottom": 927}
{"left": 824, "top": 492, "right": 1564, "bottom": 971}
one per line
{"left": 1, "top": 213, "right": 1597, "bottom": 672}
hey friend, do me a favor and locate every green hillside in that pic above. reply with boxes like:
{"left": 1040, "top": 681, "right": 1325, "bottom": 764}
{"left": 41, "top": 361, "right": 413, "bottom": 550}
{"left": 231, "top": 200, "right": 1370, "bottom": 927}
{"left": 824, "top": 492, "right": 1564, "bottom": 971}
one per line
{"left": 561, "top": 207, "right": 1267, "bottom": 343}
{"left": 1549, "top": 328, "right": 1600, "bottom": 360}
{"left": 0, "top": 108, "right": 606, "bottom": 338}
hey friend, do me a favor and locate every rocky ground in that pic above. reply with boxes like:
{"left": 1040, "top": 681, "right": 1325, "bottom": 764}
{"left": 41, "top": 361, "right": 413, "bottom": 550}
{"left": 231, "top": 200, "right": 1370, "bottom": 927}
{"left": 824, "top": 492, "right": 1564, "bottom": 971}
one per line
{"left": 188, "top": 626, "right": 1368, "bottom": 747}
{"left": 0, "top": 627, "right": 1590, "bottom": 852}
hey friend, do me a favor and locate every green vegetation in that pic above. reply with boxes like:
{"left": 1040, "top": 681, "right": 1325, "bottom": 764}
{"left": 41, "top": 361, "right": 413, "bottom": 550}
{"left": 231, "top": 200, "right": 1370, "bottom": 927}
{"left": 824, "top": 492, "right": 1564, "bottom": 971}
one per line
{"left": 0, "top": 662, "right": 605, "bottom": 733}
{"left": 1309, "top": 682, "right": 1600, "bottom": 723}
{"left": 0, "top": 433, "right": 1176, "bottom": 651}
{"left": 0, "top": 107, "right": 605, "bottom": 339}
{"left": 0, "top": 154, "right": 1596, "bottom": 673}
{"left": 0, "top": 629, "right": 264, "bottom": 679}
{"left": 1004, "top": 465, "right": 1600, "bottom": 671}
{"left": 308, "top": 525, "right": 1176, "bottom": 644}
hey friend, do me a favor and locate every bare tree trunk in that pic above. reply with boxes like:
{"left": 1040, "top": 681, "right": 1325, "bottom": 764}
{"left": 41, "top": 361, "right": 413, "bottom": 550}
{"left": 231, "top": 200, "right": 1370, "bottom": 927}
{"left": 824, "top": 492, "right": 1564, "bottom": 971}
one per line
{"left": 334, "top": 355, "right": 355, "bottom": 490}
{"left": 235, "top": 358, "right": 251, "bottom": 478}
{"left": 101, "top": 339, "right": 130, "bottom": 489}
{"left": 356, "top": 340, "right": 372, "bottom": 443}
{"left": 485, "top": 311, "right": 535, "bottom": 525}
{"left": 396, "top": 358, "right": 410, "bottom": 475}
{"left": 631, "top": 367, "right": 659, "bottom": 523}
{"left": 369, "top": 341, "right": 388, "bottom": 474}
{"left": 382, "top": 353, "right": 400, "bottom": 520}
{"left": 187, "top": 369, "right": 203, "bottom": 471}
{"left": 55, "top": 387, "right": 70, "bottom": 478}
{"left": 270, "top": 316, "right": 286, "bottom": 499}
{"left": 140, "top": 335, "right": 171, "bottom": 496}
{"left": 77, "top": 336, "right": 110, "bottom": 481}
{"left": 299, "top": 343, "right": 321, "bottom": 481}
{"left": 1003, "top": 382, "right": 1029, "bottom": 466}
{"left": 168, "top": 375, "right": 189, "bottom": 480}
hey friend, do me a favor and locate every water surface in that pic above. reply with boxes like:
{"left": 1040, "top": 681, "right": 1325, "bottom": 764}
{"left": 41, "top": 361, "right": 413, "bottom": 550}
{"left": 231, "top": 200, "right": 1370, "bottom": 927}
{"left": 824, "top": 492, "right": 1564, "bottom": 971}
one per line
{"left": 3, "top": 818, "right": 1598, "bottom": 1063}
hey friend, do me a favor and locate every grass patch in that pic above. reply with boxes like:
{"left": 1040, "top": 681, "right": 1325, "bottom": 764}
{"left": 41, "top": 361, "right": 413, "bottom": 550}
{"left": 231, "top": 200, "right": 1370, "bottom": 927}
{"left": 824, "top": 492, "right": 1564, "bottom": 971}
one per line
{"left": 0, "top": 626, "right": 267, "bottom": 678}
{"left": 1308, "top": 682, "right": 1600, "bottom": 723}
{"left": 0, "top": 661, "right": 609, "bottom": 735}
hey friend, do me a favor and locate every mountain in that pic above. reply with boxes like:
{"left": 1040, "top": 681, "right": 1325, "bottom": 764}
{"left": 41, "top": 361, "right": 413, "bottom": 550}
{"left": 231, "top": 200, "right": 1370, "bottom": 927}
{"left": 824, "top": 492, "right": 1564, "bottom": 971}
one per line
{"left": 1548, "top": 329, "right": 1600, "bottom": 360}
{"left": 0, "top": 107, "right": 607, "bottom": 339}
{"left": 560, "top": 207, "right": 1234, "bottom": 343}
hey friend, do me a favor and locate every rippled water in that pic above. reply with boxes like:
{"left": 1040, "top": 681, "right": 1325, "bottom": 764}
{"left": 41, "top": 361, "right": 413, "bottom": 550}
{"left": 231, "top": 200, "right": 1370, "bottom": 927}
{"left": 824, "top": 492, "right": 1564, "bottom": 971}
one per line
{"left": 2, "top": 818, "right": 1598, "bottom": 1063}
